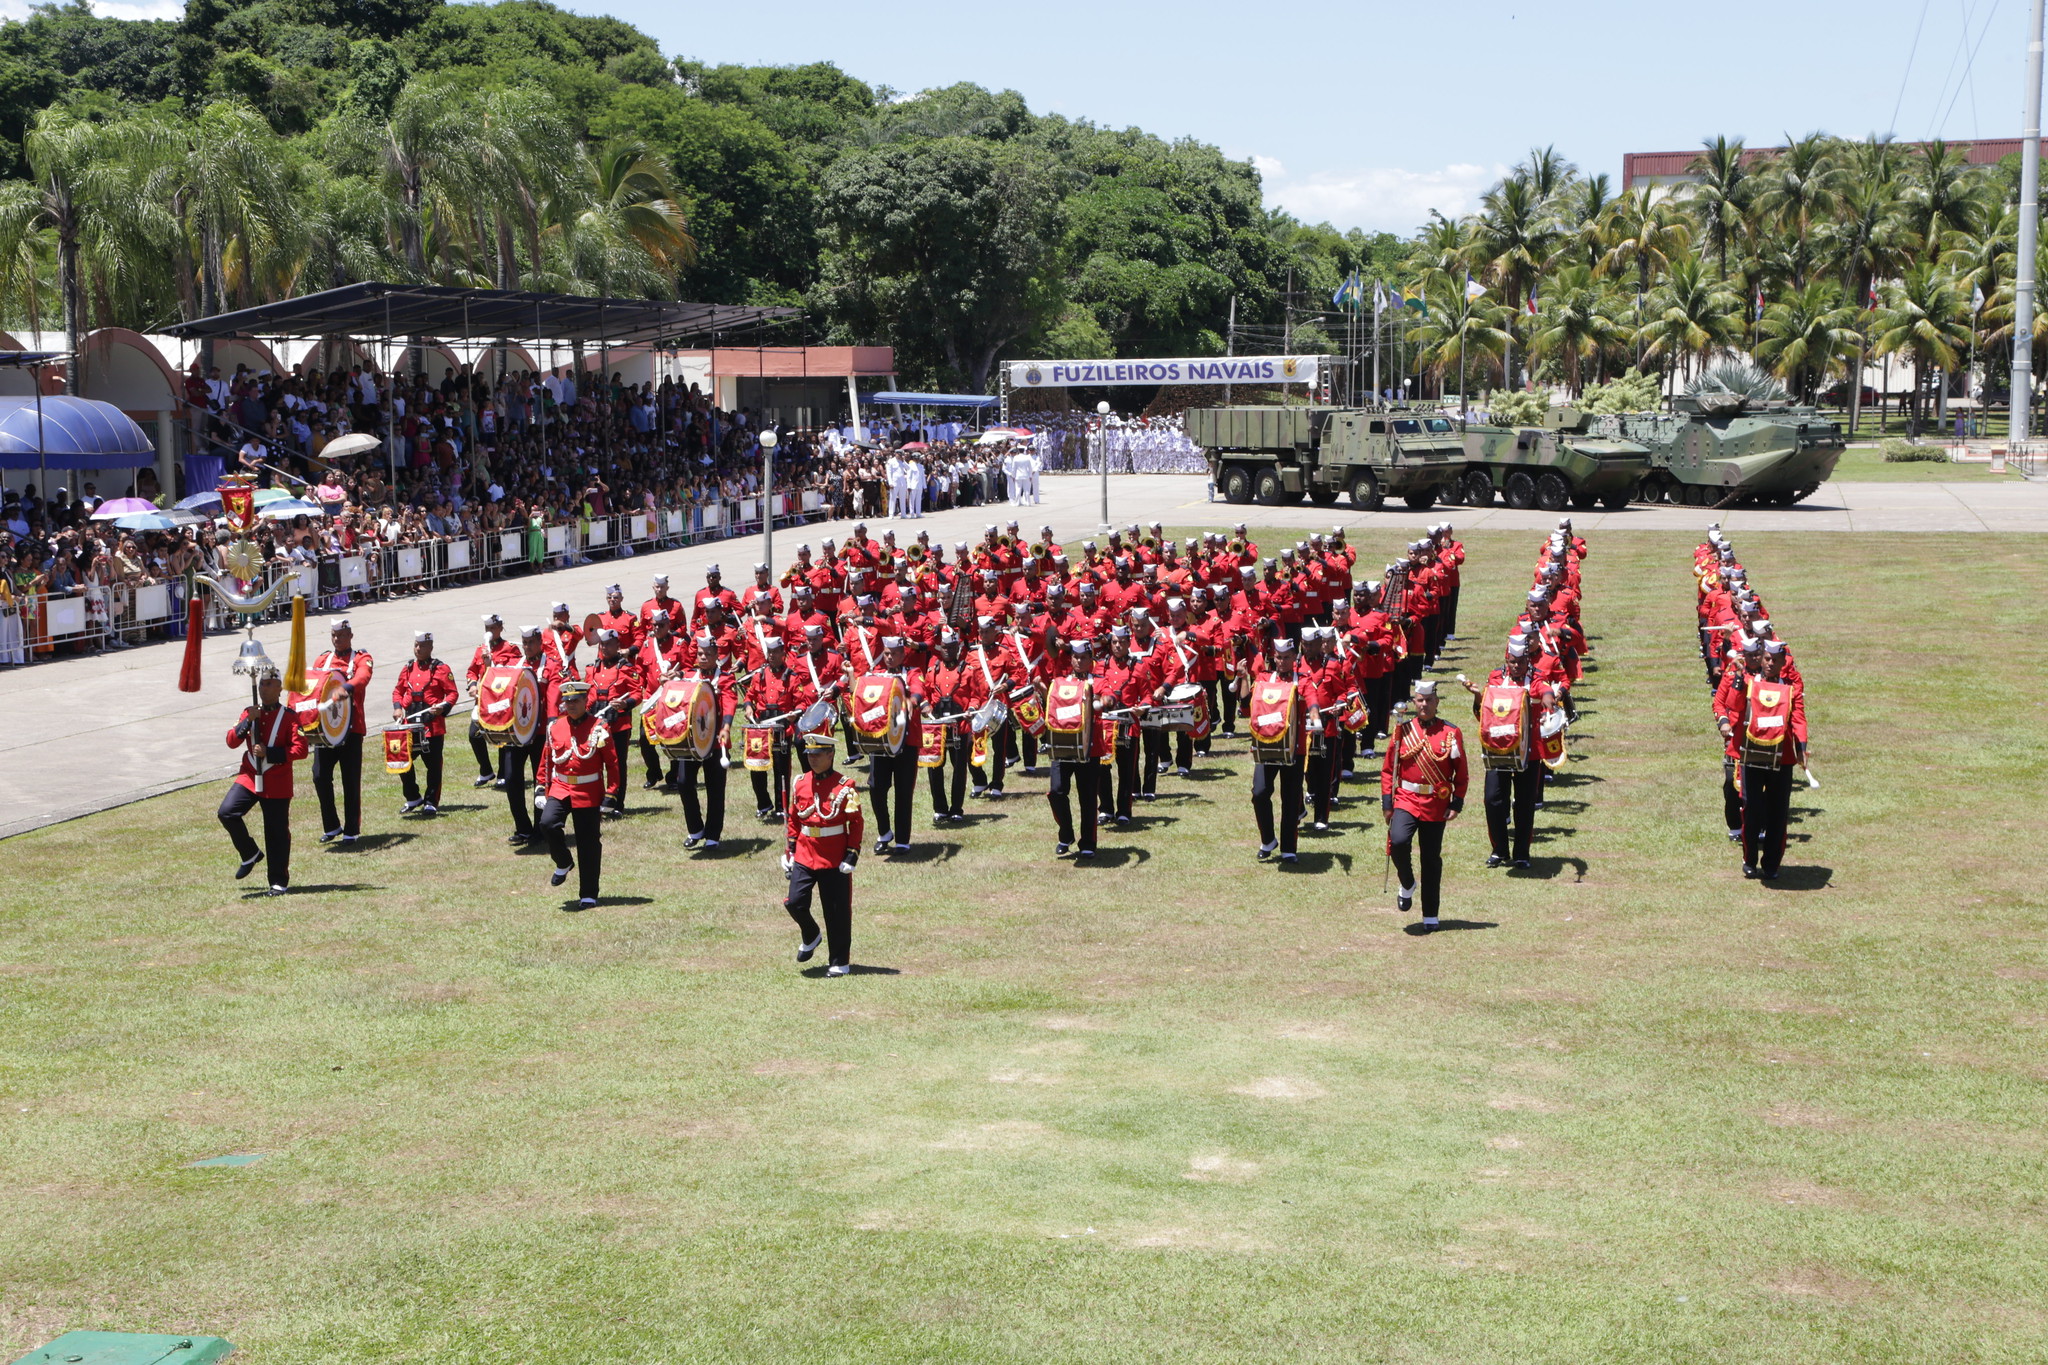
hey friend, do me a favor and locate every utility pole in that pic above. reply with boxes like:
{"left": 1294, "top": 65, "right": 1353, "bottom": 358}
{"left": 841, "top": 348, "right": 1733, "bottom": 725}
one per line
{"left": 1223, "top": 295, "right": 1237, "bottom": 403}
{"left": 2013, "top": 0, "right": 2045, "bottom": 442}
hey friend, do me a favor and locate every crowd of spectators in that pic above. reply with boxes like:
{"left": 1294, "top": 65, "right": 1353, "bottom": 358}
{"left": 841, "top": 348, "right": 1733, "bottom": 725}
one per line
{"left": 0, "top": 360, "right": 1034, "bottom": 664}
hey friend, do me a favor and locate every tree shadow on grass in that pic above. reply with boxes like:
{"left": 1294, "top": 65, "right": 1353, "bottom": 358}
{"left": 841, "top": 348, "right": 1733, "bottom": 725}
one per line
{"left": 1404, "top": 918, "right": 1498, "bottom": 935}
{"left": 327, "top": 832, "right": 412, "bottom": 852}
{"left": 1764, "top": 865, "right": 1833, "bottom": 891}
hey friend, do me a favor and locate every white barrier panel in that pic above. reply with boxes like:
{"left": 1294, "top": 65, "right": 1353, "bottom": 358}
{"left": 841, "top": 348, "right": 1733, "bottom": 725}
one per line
{"left": 340, "top": 555, "right": 369, "bottom": 587}
{"left": 701, "top": 505, "right": 721, "bottom": 530}
{"left": 802, "top": 491, "right": 822, "bottom": 512}
{"left": 586, "top": 520, "right": 609, "bottom": 547}
{"left": 396, "top": 546, "right": 424, "bottom": 579}
{"left": 134, "top": 582, "right": 171, "bottom": 622}
{"left": 499, "top": 532, "right": 522, "bottom": 562}
{"left": 48, "top": 596, "right": 86, "bottom": 636}
{"left": 447, "top": 539, "right": 472, "bottom": 571}
{"left": 740, "top": 498, "right": 759, "bottom": 523}
{"left": 292, "top": 566, "right": 318, "bottom": 599}
{"left": 665, "top": 511, "right": 683, "bottom": 535}
{"left": 641, "top": 513, "right": 657, "bottom": 540}
{"left": 545, "top": 526, "right": 566, "bottom": 554}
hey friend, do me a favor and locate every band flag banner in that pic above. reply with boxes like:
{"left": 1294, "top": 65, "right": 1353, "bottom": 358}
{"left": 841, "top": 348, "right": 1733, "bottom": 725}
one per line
{"left": 382, "top": 727, "right": 415, "bottom": 773}
{"left": 1006, "top": 356, "right": 1320, "bottom": 389}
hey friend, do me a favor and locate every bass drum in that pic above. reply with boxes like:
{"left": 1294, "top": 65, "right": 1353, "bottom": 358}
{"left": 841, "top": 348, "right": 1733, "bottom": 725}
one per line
{"left": 475, "top": 664, "right": 540, "bottom": 747}
{"left": 644, "top": 677, "right": 720, "bottom": 759}
{"left": 849, "top": 672, "right": 909, "bottom": 755}
{"left": 293, "top": 673, "right": 352, "bottom": 748}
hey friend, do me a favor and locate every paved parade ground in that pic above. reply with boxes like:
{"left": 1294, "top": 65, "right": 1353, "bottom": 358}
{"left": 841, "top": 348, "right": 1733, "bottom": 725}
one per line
{"left": 4, "top": 517, "right": 2044, "bottom": 1364}
{"left": 0, "top": 472, "right": 2042, "bottom": 840}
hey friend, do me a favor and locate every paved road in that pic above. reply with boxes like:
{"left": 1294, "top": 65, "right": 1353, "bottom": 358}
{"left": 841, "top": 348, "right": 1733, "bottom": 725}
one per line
{"left": 2, "top": 473, "right": 2041, "bottom": 838}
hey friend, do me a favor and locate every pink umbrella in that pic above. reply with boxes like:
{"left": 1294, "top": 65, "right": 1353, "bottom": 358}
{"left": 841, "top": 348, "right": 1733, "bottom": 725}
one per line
{"left": 900, "top": 441, "right": 929, "bottom": 451}
{"left": 89, "top": 497, "right": 159, "bottom": 520}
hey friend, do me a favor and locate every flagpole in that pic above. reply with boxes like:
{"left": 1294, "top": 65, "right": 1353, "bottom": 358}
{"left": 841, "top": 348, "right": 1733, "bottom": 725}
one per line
{"left": 1373, "top": 287, "right": 1382, "bottom": 404}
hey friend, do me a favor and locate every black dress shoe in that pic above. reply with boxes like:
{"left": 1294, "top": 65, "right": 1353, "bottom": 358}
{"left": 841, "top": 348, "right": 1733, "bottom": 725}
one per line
{"left": 235, "top": 852, "right": 263, "bottom": 880}
{"left": 1485, "top": 854, "right": 1505, "bottom": 868}
{"left": 507, "top": 833, "right": 530, "bottom": 846}
{"left": 1742, "top": 864, "right": 1760, "bottom": 879}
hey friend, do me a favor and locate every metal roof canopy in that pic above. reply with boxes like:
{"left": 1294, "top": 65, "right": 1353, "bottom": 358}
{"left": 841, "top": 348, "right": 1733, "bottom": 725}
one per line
{"left": 0, "top": 396, "right": 158, "bottom": 469}
{"left": 159, "top": 281, "right": 799, "bottom": 347}
{"left": 868, "top": 391, "right": 999, "bottom": 408}
{"left": 0, "top": 350, "right": 68, "bottom": 367}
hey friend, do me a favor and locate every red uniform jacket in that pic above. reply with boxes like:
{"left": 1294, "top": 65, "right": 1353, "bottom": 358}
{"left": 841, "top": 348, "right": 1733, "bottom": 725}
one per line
{"left": 595, "top": 607, "right": 642, "bottom": 650}
{"left": 229, "top": 702, "right": 309, "bottom": 798}
{"left": 1382, "top": 717, "right": 1469, "bottom": 821}
{"left": 787, "top": 769, "right": 864, "bottom": 870}
{"left": 584, "top": 655, "right": 648, "bottom": 728}
{"left": 311, "top": 648, "right": 375, "bottom": 736}
{"left": 639, "top": 594, "right": 685, "bottom": 632}
{"left": 922, "top": 657, "right": 980, "bottom": 734}
{"left": 391, "top": 658, "right": 459, "bottom": 738}
{"left": 638, "top": 635, "right": 688, "bottom": 685}
{"left": 543, "top": 624, "right": 582, "bottom": 672}
{"left": 534, "top": 713, "right": 620, "bottom": 807}
{"left": 748, "top": 664, "right": 818, "bottom": 726}
{"left": 692, "top": 585, "right": 741, "bottom": 631}
{"left": 466, "top": 639, "right": 521, "bottom": 684}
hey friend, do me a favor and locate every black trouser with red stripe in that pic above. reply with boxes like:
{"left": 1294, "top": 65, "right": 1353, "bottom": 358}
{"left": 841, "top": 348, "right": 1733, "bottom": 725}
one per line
{"left": 539, "top": 798, "right": 602, "bottom": 900}
{"left": 926, "top": 731, "right": 969, "bottom": 817}
{"left": 219, "top": 785, "right": 290, "bottom": 887}
{"left": 1388, "top": 809, "right": 1445, "bottom": 914}
{"left": 399, "top": 734, "right": 445, "bottom": 806}
{"left": 1484, "top": 764, "right": 1542, "bottom": 861}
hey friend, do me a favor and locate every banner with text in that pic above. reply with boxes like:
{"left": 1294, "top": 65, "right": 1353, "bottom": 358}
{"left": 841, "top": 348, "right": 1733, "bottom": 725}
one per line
{"left": 1005, "top": 356, "right": 1320, "bottom": 390}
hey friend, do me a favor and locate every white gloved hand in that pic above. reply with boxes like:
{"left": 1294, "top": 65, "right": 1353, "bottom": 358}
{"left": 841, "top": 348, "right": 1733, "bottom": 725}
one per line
{"left": 837, "top": 860, "right": 855, "bottom": 875}
{"left": 780, "top": 853, "right": 794, "bottom": 875}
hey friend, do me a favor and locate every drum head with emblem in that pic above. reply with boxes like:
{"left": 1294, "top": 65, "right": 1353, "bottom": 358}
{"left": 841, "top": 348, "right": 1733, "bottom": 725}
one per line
{"left": 312, "top": 673, "right": 352, "bottom": 746}
{"left": 480, "top": 664, "right": 541, "bottom": 745}
{"left": 684, "top": 677, "right": 720, "bottom": 758}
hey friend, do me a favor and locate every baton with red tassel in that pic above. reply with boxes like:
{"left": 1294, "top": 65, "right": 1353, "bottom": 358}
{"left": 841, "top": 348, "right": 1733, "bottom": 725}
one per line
{"left": 177, "top": 591, "right": 204, "bottom": 692}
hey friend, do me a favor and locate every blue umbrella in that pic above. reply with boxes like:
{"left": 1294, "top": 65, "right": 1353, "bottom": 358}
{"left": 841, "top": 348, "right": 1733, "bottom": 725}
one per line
{"left": 257, "top": 498, "right": 325, "bottom": 520}
{"left": 176, "top": 491, "right": 224, "bottom": 513}
{"left": 113, "top": 512, "right": 179, "bottom": 531}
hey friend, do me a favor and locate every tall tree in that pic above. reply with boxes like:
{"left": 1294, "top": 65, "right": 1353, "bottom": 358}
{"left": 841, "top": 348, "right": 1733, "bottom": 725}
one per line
{"left": 1871, "top": 264, "right": 1973, "bottom": 434}
{"left": 1681, "top": 135, "right": 1752, "bottom": 279}
{"left": 1754, "top": 280, "right": 1860, "bottom": 402}
{"left": 1640, "top": 254, "right": 1740, "bottom": 383}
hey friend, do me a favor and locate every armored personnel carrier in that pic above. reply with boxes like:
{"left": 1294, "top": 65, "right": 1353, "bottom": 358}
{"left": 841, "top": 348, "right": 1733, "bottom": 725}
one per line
{"left": 1189, "top": 405, "right": 1465, "bottom": 510}
{"left": 1457, "top": 406, "right": 1651, "bottom": 511}
{"left": 1615, "top": 364, "right": 1843, "bottom": 506}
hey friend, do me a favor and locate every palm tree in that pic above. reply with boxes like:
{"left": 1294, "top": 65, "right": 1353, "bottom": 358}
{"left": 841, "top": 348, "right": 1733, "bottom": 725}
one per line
{"left": 1558, "top": 173, "right": 1615, "bottom": 269}
{"left": 0, "top": 109, "right": 142, "bottom": 390}
{"left": 1904, "top": 140, "right": 1990, "bottom": 266}
{"left": 1513, "top": 145, "right": 1578, "bottom": 203}
{"left": 1406, "top": 283, "right": 1509, "bottom": 403}
{"left": 1641, "top": 254, "right": 1741, "bottom": 384}
{"left": 1749, "top": 132, "right": 1844, "bottom": 288}
{"left": 1468, "top": 177, "right": 1559, "bottom": 387}
{"left": 1599, "top": 186, "right": 1691, "bottom": 304}
{"left": 1754, "top": 280, "right": 1861, "bottom": 402}
{"left": 473, "top": 88, "right": 576, "bottom": 291}
{"left": 331, "top": 78, "right": 485, "bottom": 278}
{"left": 1681, "top": 135, "right": 1753, "bottom": 279}
{"left": 1870, "top": 263, "right": 1974, "bottom": 434}
{"left": 548, "top": 140, "right": 694, "bottom": 300}
{"left": 1528, "top": 264, "right": 1622, "bottom": 394}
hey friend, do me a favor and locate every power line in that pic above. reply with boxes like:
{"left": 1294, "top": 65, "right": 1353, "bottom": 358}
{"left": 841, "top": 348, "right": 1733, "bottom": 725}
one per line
{"left": 1927, "top": 0, "right": 1978, "bottom": 138}
{"left": 1891, "top": 0, "right": 1936, "bottom": 135}
{"left": 1937, "top": 0, "right": 2004, "bottom": 136}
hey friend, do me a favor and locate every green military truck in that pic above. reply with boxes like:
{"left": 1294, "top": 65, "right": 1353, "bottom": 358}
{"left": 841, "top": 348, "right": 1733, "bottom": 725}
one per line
{"left": 1458, "top": 406, "right": 1650, "bottom": 511}
{"left": 1189, "top": 405, "right": 1467, "bottom": 510}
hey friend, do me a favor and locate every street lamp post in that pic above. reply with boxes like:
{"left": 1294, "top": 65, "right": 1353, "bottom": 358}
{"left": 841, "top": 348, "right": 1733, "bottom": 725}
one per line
{"left": 1096, "top": 400, "right": 1111, "bottom": 535}
{"left": 759, "top": 429, "right": 779, "bottom": 572}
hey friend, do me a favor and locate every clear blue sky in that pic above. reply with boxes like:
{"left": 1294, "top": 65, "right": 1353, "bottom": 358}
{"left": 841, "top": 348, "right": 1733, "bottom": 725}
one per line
{"left": 578, "top": 0, "right": 2030, "bottom": 233}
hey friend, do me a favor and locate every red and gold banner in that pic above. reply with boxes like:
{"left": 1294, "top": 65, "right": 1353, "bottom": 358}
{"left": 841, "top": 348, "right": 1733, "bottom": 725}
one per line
{"left": 219, "top": 477, "right": 258, "bottom": 535}
{"left": 382, "top": 727, "right": 415, "bottom": 773}
{"left": 742, "top": 726, "right": 774, "bottom": 771}
{"left": 917, "top": 724, "right": 945, "bottom": 768}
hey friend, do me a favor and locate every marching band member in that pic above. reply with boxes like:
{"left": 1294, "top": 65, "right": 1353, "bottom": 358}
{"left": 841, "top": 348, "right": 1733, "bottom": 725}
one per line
{"left": 693, "top": 564, "right": 740, "bottom": 633}
{"left": 1711, "top": 636, "right": 1764, "bottom": 843}
{"left": 534, "top": 679, "right": 618, "bottom": 910}
{"left": 636, "top": 609, "right": 689, "bottom": 791}
{"left": 501, "top": 626, "right": 549, "bottom": 846}
{"left": 1047, "top": 639, "right": 1108, "bottom": 857}
{"left": 311, "top": 618, "right": 374, "bottom": 845}
{"left": 745, "top": 635, "right": 813, "bottom": 820}
{"left": 676, "top": 634, "right": 738, "bottom": 850}
{"left": 1381, "top": 680, "right": 1469, "bottom": 930}
{"left": 1238, "top": 635, "right": 1306, "bottom": 861}
{"left": 584, "top": 628, "right": 646, "bottom": 818}
{"left": 866, "top": 635, "right": 927, "bottom": 854}
{"left": 742, "top": 561, "right": 784, "bottom": 615}
{"left": 544, "top": 601, "right": 582, "bottom": 671}
{"left": 219, "top": 661, "right": 308, "bottom": 895}
{"left": 967, "top": 616, "right": 1025, "bottom": 797}
{"left": 594, "top": 584, "right": 641, "bottom": 651}
{"left": 920, "top": 628, "right": 976, "bottom": 824}
{"left": 1098, "top": 629, "right": 1146, "bottom": 824}
{"left": 465, "top": 614, "right": 521, "bottom": 788}
{"left": 1461, "top": 641, "right": 1558, "bottom": 868}
{"left": 391, "top": 630, "right": 458, "bottom": 816}
{"left": 639, "top": 573, "right": 683, "bottom": 636}
{"left": 783, "top": 732, "right": 864, "bottom": 976}
{"left": 1724, "top": 640, "right": 1808, "bottom": 881}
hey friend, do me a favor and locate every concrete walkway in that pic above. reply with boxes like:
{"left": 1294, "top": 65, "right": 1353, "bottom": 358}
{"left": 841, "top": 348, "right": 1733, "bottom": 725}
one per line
{"left": 1, "top": 473, "right": 2041, "bottom": 839}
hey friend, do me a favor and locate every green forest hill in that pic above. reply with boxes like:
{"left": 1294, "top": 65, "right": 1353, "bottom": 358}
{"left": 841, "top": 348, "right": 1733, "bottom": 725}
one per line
{"left": 0, "top": 0, "right": 1395, "bottom": 393}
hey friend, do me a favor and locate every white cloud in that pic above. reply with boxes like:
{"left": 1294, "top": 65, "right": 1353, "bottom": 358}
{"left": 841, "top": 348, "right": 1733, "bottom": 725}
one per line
{"left": 1, "top": 0, "right": 184, "bottom": 18}
{"left": 1259, "top": 160, "right": 1512, "bottom": 235}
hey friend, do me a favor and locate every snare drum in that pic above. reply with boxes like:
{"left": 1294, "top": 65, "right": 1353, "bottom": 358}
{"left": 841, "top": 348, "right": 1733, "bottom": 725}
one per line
{"left": 1043, "top": 677, "right": 1093, "bottom": 764}
{"left": 1247, "top": 680, "right": 1300, "bottom": 767}
{"left": 849, "top": 673, "right": 909, "bottom": 756}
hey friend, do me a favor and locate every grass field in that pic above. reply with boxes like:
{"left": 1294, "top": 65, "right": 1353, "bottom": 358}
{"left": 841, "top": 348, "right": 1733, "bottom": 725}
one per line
{"left": 4, "top": 529, "right": 2046, "bottom": 1364}
{"left": 1829, "top": 447, "right": 2016, "bottom": 481}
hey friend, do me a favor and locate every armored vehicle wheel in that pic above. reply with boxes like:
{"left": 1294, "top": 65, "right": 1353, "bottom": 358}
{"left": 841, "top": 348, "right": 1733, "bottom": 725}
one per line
{"left": 1601, "top": 488, "right": 1632, "bottom": 511}
{"left": 1402, "top": 487, "right": 1437, "bottom": 511}
{"left": 1570, "top": 489, "right": 1599, "bottom": 510}
{"left": 1349, "top": 470, "right": 1384, "bottom": 511}
{"left": 1684, "top": 484, "right": 1712, "bottom": 507}
{"left": 1254, "top": 469, "right": 1284, "bottom": 506}
{"left": 1280, "top": 487, "right": 1306, "bottom": 505}
{"left": 1504, "top": 471, "right": 1538, "bottom": 509}
{"left": 1635, "top": 475, "right": 1668, "bottom": 504}
{"left": 1308, "top": 484, "right": 1339, "bottom": 507}
{"left": 1535, "top": 472, "right": 1571, "bottom": 511}
{"left": 1221, "top": 464, "right": 1253, "bottom": 505}
{"left": 1463, "top": 470, "right": 1496, "bottom": 506}
{"left": 1436, "top": 479, "right": 1462, "bottom": 507}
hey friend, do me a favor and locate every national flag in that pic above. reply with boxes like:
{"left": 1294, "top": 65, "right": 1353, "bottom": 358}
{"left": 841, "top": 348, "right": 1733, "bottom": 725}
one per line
{"left": 1972, "top": 282, "right": 1986, "bottom": 314}
{"left": 1332, "top": 271, "right": 1363, "bottom": 308}
{"left": 1867, "top": 280, "right": 1880, "bottom": 309}
{"left": 1525, "top": 283, "right": 1538, "bottom": 316}
{"left": 1463, "top": 273, "right": 1486, "bottom": 300}
{"left": 1753, "top": 285, "right": 1765, "bottom": 320}
{"left": 1373, "top": 281, "right": 1388, "bottom": 313}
